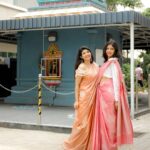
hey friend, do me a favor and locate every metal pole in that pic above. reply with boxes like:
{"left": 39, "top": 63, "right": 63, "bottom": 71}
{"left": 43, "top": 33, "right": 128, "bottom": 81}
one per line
{"left": 135, "top": 76, "right": 138, "bottom": 112}
{"left": 43, "top": 30, "right": 45, "bottom": 55}
{"left": 38, "top": 74, "right": 42, "bottom": 124}
{"left": 148, "top": 74, "right": 150, "bottom": 109}
{"left": 130, "top": 23, "right": 135, "bottom": 119}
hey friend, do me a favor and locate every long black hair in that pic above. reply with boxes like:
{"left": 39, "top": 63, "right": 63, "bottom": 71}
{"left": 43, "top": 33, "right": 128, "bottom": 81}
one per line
{"left": 75, "top": 46, "right": 94, "bottom": 71}
{"left": 103, "top": 39, "right": 120, "bottom": 62}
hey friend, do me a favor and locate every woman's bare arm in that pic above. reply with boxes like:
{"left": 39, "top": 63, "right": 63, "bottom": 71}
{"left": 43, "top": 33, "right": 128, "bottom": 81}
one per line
{"left": 74, "top": 76, "right": 82, "bottom": 109}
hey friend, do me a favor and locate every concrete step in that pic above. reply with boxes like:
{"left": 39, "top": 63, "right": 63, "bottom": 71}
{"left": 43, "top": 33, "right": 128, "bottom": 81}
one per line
{"left": 0, "top": 121, "right": 71, "bottom": 133}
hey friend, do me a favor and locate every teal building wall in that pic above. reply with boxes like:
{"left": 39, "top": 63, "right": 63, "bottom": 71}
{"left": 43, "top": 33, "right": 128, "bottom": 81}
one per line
{"left": 5, "top": 27, "right": 121, "bottom": 106}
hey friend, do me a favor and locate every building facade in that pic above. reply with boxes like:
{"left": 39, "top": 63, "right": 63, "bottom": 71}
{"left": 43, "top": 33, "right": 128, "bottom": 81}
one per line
{"left": 1, "top": 0, "right": 150, "bottom": 115}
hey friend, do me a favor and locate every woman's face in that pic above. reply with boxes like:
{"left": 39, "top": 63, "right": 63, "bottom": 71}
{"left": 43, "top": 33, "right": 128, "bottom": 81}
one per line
{"left": 81, "top": 49, "right": 91, "bottom": 62}
{"left": 106, "top": 44, "right": 115, "bottom": 58}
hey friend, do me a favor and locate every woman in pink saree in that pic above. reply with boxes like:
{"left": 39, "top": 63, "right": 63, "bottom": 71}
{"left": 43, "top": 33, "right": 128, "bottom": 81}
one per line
{"left": 63, "top": 46, "right": 99, "bottom": 150}
{"left": 92, "top": 40, "right": 133, "bottom": 150}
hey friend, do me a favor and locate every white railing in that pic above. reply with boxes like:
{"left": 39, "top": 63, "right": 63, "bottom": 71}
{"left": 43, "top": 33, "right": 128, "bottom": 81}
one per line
{"left": 148, "top": 74, "right": 150, "bottom": 109}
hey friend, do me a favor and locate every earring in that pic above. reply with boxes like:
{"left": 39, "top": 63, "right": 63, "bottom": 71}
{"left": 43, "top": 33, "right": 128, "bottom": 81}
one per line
{"left": 80, "top": 57, "right": 84, "bottom": 62}
{"left": 80, "top": 57, "right": 83, "bottom": 62}
{"left": 90, "top": 58, "right": 92, "bottom": 63}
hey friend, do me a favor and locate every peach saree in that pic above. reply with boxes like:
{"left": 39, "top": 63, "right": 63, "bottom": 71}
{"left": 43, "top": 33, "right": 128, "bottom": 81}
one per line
{"left": 92, "top": 59, "right": 133, "bottom": 150}
{"left": 63, "top": 62, "right": 99, "bottom": 150}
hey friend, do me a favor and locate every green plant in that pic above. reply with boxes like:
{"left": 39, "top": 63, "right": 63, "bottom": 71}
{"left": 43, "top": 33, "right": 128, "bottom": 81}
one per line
{"left": 122, "top": 63, "right": 130, "bottom": 90}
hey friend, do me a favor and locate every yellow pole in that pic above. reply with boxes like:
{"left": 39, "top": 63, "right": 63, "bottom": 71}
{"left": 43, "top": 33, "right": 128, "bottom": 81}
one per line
{"left": 38, "top": 74, "right": 42, "bottom": 124}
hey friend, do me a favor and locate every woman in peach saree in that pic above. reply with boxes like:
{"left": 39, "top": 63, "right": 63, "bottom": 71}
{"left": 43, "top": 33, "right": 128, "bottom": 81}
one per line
{"left": 63, "top": 46, "right": 99, "bottom": 150}
{"left": 92, "top": 40, "right": 133, "bottom": 150}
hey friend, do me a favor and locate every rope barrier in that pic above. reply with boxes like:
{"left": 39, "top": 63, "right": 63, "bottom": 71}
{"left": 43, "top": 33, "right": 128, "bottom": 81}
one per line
{"left": 41, "top": 81, "right": 74, "bottom": 95}
{"left": 0, "top": 79, "right": 74, "bottom": 95}
{"left": 0, "top": 74, "right": 75, "bottom": 125}
{"left": 0, "top": 83, "right": 38, "bottom": 93}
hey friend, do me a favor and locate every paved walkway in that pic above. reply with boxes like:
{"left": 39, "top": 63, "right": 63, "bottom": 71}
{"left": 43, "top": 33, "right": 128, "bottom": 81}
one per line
{"left": 0, "top": 127, "right": 68, "bottom": 150}
{"left": 0, "top": 104, "right": 74, "bottom": 128}
{"left": 133, "top": 113, "right": 150, "bottom": 150}
{"left": 0, "top": 104, "right": 149, "bottom": 150}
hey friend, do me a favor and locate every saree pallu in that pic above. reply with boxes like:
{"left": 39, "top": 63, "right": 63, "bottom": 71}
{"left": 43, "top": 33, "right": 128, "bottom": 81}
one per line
{"left": 93, "top": 78, "right": 117, "bottom": 150}
{"left": 92, "top": 59, "right": 133, "bottom": 150}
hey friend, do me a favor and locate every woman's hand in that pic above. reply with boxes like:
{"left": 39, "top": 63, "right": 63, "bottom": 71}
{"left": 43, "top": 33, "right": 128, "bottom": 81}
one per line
{"left": 74, "top": 101, "right": 79, "bottom": 109}
{"left": 114, "top": 101, "right": 119, "bottom": 111}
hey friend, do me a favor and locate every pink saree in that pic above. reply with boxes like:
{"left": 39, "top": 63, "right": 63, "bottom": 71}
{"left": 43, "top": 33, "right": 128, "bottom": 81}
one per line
{"left": 92, "top": 59, "right": 133, "bottom": 150}
{"left": 63, "top": 63, "right": 99, "bottom": 150}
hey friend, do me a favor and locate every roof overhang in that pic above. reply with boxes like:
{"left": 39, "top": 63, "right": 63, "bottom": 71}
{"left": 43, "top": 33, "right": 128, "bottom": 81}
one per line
{"left": 0, "top": 11, "right": 150, "bottom": 49}
{"left": 14, "top": 5, "right": 104, "bottom": 18}
{"left": 118, "top": 26, "right": 150, "bottom": 50}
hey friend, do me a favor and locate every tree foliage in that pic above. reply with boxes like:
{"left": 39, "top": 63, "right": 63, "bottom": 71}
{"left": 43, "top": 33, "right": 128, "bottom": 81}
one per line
{"left": 119, "top": 0, "right": 143, "bottom": 9}
{"left": 142, "top": 8, "right": 150, "bottom": 17}
{"left": 138, "top": 51, "right": 150, "bottom": 79}
{"left": 106, "top": 0, "right": 143, "bottom": 11}
{"left": 106, "top": 0, "right": 118, "bottom": 11}
{"left": 122, "top": 52, "right": 150, "bottom": 90}
{"left": 122, "top": 63, "right": 130, "bottom": 90}
{"left": 142, "top": 53, "right": 150, "bottom": 79}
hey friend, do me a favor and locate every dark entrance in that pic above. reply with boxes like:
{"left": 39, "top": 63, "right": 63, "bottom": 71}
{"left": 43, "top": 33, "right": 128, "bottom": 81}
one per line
{"left": 0, "top": 58, "right": 17, "bottom": 100}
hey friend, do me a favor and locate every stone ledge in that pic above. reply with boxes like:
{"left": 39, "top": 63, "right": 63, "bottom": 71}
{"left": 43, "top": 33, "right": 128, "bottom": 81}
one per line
{"left": 0, "top": 121, "right": 71, "bottom": 133}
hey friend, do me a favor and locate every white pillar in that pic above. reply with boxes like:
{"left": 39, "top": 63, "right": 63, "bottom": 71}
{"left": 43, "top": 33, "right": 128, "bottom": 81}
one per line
{"left": 130, "top": 23, "right": 135, "bottom": 119}
{"left": 148, "top": 74, "right": 150, "bottom": 108}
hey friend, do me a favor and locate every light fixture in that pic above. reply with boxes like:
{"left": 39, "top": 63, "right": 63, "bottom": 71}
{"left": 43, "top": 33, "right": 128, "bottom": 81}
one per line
{"left": 48, "top": 31, "right": 57, "bottom": 42}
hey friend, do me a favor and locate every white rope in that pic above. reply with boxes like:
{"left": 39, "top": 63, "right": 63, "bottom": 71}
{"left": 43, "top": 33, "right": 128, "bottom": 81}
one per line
{"left": 0, "top": 80, "right": 75, "bottom": 95}
{"left": 42, "top": 82, "right": 74, "bottom": 95}
{"left": 0, "top": 83, "right": 38, "bottom": 93}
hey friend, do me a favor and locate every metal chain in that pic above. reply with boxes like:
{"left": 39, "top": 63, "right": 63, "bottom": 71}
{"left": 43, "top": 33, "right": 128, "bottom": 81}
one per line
{"left": 41, "top": 81, "right": 74, "bottom": 95}
{"left": 0, "top": 81, "right": 75, "bottom": 95}
{"left": 0, "top": 83, "right": 38, "bottom": 93}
